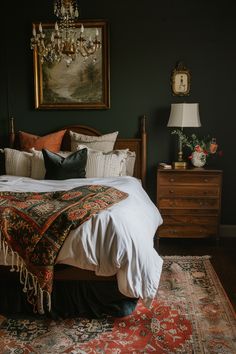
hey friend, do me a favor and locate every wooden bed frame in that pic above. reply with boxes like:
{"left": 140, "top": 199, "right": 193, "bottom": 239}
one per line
{"left": 2, "top": 115, "right": 147, "bottom": 283}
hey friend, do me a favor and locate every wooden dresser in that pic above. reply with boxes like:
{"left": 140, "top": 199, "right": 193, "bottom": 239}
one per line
{"left": 156, "top": 167, "right": 222, "bottom": 240}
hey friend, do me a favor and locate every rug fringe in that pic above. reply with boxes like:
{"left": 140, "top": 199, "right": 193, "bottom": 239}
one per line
{"left": 162, "top": 255, "right": 211, "bottom": 260}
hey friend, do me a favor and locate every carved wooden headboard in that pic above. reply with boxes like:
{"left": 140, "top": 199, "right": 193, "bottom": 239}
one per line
{"left": 9, "top": 116, "right": 147, "bottom": 186}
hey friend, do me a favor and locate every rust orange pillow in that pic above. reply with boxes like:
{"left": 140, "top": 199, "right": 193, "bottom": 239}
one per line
{"left": 19, "top": 130, "right": 66, "bottom": 153}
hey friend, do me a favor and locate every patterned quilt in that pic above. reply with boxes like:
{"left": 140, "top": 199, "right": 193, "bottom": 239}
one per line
{"left": 0, "top": 185, "right": 128, "bottom": 313}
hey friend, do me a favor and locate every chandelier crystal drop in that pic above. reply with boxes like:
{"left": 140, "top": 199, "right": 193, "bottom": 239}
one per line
{"left": 30, "top": 0, "right": 101, "bottom": 66}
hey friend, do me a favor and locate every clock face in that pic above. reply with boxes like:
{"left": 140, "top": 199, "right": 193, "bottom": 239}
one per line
{"left": 174, "top": 73, "right": 188, "bottom": 93}
{"left": 171, "top": 69, "right": 190, "bottom": 96}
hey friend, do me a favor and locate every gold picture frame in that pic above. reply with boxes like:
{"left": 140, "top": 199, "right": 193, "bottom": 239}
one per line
{"left": 171, "top": 62, "right": 191, "bottom": 96}
{"left": 33, "top": 20, "right": 110, "bottom": 110}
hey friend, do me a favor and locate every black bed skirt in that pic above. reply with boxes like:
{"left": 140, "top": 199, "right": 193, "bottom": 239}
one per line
{"left": 0, "top": 276, "right": 138, "bottom": 318}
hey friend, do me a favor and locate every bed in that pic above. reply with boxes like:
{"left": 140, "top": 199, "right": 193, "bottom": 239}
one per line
{"left": 0, "top": 116, "right": 163, "bottom": 318}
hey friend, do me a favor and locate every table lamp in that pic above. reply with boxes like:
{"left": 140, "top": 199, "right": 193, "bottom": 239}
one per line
{"left": 167, "top": 103, "right": 201, "bottom": 169}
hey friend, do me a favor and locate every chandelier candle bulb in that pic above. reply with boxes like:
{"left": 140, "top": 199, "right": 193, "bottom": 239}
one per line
{"left": 69, "top": 5, "right": 73, "bottom": 15}
{"left": 32, "top": 25, "right": 36, "bottom": 37}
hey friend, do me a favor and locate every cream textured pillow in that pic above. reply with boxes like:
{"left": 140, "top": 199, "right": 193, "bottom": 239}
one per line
{"left": 70, "top": 131, "right": 118, "bottom": 153}
{"left": 121, "top": 150, "right": 136, "bottom": 176}
{"left": 77, "top": 145, "right": 128, "bottom": 178}
{"left": 4, "top": 148, "right": 32, "bottom": 177}
{"left": 30, "top": 149, "right": 71, "bottom": 179}
{"left": 30, "top": 149, "right": 45, "bottom": 179}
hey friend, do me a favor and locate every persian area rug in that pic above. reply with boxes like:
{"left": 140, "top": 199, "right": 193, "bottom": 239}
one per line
{"left": 0, "top": 256, "right": 235, "bottom": 354}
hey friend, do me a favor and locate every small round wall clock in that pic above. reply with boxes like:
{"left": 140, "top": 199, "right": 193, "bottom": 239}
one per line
{"left": 171, "top": 62, "right": 191, "bottom": 96}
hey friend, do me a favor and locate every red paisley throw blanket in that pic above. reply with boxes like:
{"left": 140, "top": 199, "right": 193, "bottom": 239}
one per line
{"left": 0, "top": 185, "right": 128, "bottom": 313}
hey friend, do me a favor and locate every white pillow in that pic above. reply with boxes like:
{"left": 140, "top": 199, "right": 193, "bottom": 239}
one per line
{"left": 70, "top": 131, "right": 118, "bottom": 153}
{"left": 77, "top": 145, "right": 128, "bottom": 178}
{"left": 30, "top": 149, "right": 71, "bottom": 179}
{"left": 121, "top": 150, "right": 136, "bottom": 176}
{"left": 30, "top": 149, "right": 45, "bottom": 179}
{"left": 5, "top": 148, "right": 32, "bottom": 177}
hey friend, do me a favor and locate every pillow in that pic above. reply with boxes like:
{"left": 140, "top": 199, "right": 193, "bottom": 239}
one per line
{"left": 77, "top": 145, "right": 128, "bottom": 178}
{"left": 70, "top": 130, "right": 118, "bottom": 153}
{"left": 42, "top": 148, "right": 87, "bottom": 180}
{"left": 121, "top": 150, "right": 136, "bottom": 176}
{"left": 19, "top": 130, "right": 66, "bottom": 153}
{"left": 4, "top": 148, "right": 32, "bottom": 177}
{"left": 30, "top": 148, "right": 71, "bottom": 180}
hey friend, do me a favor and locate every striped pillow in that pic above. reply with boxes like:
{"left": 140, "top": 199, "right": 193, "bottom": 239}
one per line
{"left": 4, "top": 148, "right": 32, "bottom": 177}
{"left": 120, "top": 150, "right": 136, "bottom": 176}
{"left": 77, "top": 146, "right": 128, "bottom": 178}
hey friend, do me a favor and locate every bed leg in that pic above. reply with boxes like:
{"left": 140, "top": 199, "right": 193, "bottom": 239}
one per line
{"left": 9, "top": 117, "right": 15, "bottom": 148}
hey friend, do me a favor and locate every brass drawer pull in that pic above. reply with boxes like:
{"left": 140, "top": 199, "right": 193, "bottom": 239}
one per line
{"left": 169, "top": 190, "right": 174, "bottom": 194}
{"left": 204, "top": 178, "right": 209, "bottom": 183}
{"left": 169, "top": 178, "right": 175, "bottom": 182}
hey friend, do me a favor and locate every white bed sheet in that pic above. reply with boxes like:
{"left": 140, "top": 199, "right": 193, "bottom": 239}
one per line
{"left": 0, "top": 175, "right": 163, "bottom": 305}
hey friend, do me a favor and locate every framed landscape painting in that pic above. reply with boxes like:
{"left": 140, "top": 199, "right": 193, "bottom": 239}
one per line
{"left": 33, "top": 20, "right": 110, "bottom": 110}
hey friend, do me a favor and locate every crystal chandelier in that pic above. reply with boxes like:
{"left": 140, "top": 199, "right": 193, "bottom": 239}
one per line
{"left": 30, "top": 0, "right": 101, "bottom": 66}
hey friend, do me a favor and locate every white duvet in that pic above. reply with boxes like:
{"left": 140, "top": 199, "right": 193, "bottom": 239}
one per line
{"left": 0, "top": 175, "right": 163, "bottom": 305}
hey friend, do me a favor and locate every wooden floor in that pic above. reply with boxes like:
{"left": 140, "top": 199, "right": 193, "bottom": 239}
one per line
{"left": 157, "top": 236, "right": 236, "bottom": 312}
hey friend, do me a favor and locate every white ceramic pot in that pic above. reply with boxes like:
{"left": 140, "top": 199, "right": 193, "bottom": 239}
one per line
{"left": 191, "top": 151, "right": 206, "bottom": 167}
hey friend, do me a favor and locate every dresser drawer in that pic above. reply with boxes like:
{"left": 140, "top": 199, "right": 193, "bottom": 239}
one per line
{"left": 161, "top": 214, "right": 218, "bottom": 225}
{"left": 158, "top": 197, "right": 220, "bottom": 209}
{"left": 158, "top": 173, "right": 221, "bottom": 186}
{"left": 158, "top": 224, "right": 218, "bottom": 238}
{"left": 158, "top": 186, "right": 219, "bottom": 197}
{"left": 160, "top": 208, "right": 219, "bottom": 216}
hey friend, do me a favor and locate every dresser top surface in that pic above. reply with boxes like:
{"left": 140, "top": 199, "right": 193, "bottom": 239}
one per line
{"left": 158, "top": 167, "right": 222, "bottom": 174}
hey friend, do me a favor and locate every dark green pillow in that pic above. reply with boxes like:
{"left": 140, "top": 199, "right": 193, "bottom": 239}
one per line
{"left": 42, "top": 148, "right": 87, "bottom": 180}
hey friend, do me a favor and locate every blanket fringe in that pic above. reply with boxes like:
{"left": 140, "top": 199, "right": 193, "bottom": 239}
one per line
{"left": 0, "top": 231, "right": 51, "bottom": 314}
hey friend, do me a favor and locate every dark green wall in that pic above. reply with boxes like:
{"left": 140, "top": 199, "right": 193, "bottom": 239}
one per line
{"left": 1, "top": 0, "right": 235, "bottom": 225}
